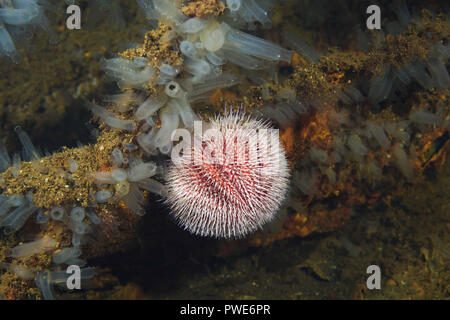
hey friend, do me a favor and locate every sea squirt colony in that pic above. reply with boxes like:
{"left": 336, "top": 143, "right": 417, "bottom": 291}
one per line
{"left": 0, "top": 0, "right": 55, "bottom": 63}
{"left": 0, "top": 0, "right": 295, "bottom": 299}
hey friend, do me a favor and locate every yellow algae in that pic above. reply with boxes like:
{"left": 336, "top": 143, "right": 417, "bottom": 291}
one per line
{"left": 0, "top": 129, "right": 135, "bottom": 209}
{"left": 181, "top": 0, "right": 226, "bottom": 18}
{"left": 119, "top": 22, "right": 182, "bottom": 69}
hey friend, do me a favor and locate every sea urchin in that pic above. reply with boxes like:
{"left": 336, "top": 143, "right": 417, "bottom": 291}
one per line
{"left": 166, "top": 112, "right": 290, "bottom": 239}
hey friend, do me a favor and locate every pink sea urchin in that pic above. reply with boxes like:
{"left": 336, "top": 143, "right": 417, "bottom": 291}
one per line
{"left": 166, "top": 112, "right": 290, "bottom": 239}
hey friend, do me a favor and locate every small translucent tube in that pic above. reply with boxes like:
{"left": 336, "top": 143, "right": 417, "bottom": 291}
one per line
{"left": 121, "top": 185, "right": 146, "bottom": 216}
{"left": 136, "top": 178, "right": 168, "bottom": 198}
{"left": 1, "top": 196, "right": 37, "bottom": 235}
{"left": 65, "top": 258, "right": 87, "bottom": 268}
{"left": 93, "top": 171, "right": 115, "bottom": 184}
{"left": 283, "top": 31, "right": 320, "bottom": 63}
{"left": 104, "top": 116, "right": 136, "bottom": 131}
{"left": 39, "top": 268, "right": 96, "bottom": 290}
{"left": 0, "top": 262, "right": 34, "bottom": 280}
{"left": 101, "top": 57, "right": 155, "bottom": 88}
{"left": 129, "top": 156, "right": 144, "bottom": 168}
{"left": 342, "top": 86, "right": 364, "bottom": 103}
{"left": 337, "top": 89, "right": 355, "bottom": 105}
{"left": 0, "top": 195, "right": 9, "bottom": 217}
{"left": 7, "top": 237, "right": 57, "bottom": 258}
{"left": 87, "top": 102, "right": 115, "bottom": 119}
{"left": 427, "top": 58, "right": 450, "bottom": 90}
{"left": 124, "top": 143, "right": 138, "bottom": 151}
{"left": 103, "top": 92, "right": 144, "bottom": 108}
{"left": 224, "top": 27, "right": 293, "bottom": 62}
{"left": 87, "top": 0, "right": 125, "bottom": 29}
{"left": 0, "top": 200, "right": 24, "bottom": 223}
{"left": 95, "top": 190, "right": 112, "bottom": 203}
{"left": 165, "top": 81, "right": 186, "bottom": 99}
{"left": 86, "top": 208, "right": 101, "bottom": 225}
{"left": 111, "top": 148, "right": 124, "bottom": 167}
{"left": 347, "top": 135, "right": 368, "bottom": 158}
{"left": 395, "top": 0, "right": 411, "bottom": 28}
{"left": 368, "top": 69, "right": 394, "bottom": 105}
{"left": 159, "top": 30, "right": 177, "bottom": 43}
{"left": 392, "top": 144, "right": 413, "bottom": 179}
{"left": 202, "top": 26, "right": 226, "bottom": 52}
{"left": 15, "top": 126, "right": 40, "bottom": 160}
{"left": 190, "top": 73, "right": 239, "bottom": 97}
{"left": 180, "top": 40, "right": 197, "bottom": 58}
{"left": 111, "top": 168, "right": 127, "bottom": 182}
{"left": 294, "top": 169, "right": 318, "bottom": 195}
{"left": 141, "top": 122, "right": 151, "bottom": 134}
{"left": 88, "top": 102, "right": 136, "bottom": 131}
{"left": 68, "top": 220, "right": 89, "bottom": 235}
{"left": 35, "top": 209, "right": 50, "bottom": 224}
{"left": 241, "top": 0, "right": 272, "bottom": 28}
{"left": 50, "top": 206, "right": 66, "bottom": 221}
{"left": 49, "top": 270, "right": 74, "bottom": 284}
{"left": 226, "top": 0, "right": 241, "bottom": 12}
{"left": 153, "top": 104, "right": 180, "bottom": 148}
{"left": 72, "top": 232, "right": 82, "bottom": 247}
{"left": 261, "top": 106, "right": 287, "bottom": 126}
{"left": 0, "top": 24, "right": 20, "bottom": 63}
{"left": 52, "top": 247, "right": 82, "bottom": 265}
{"left": 136, "top": 131, "right": 159, "bottom": 156}
{"left": 136, "top": 0, "right": 157, "bottom": 20}
{"left": 366, "top": 121, "right": 390, "bottom": 149}
{"left": 220, "top": 48, "right": 266, "bottom": 70}
{"left": 151, "top": 0, "right": 187, "bottom": 25}
{"left": 159, "top": 63, "right": 179, "bottom": 77}
{"left": 179, "top": 17, "right": 206, "bottom": 33}
{"left": 394, "top": 67, "right": 411, "bottom": 85}
{"left": 156, "top": 74, "right": 174, "bottom": 85}
{"left": 410, "top": 111, "right": 440, "bottom": 126}
{"left": 11, "top": 153, "right": 21, "bottom": 178}
{"left": 433, "top": 43, "right": 450, "bottom": 60}
{"left": 0, "top": 141, "right": 11, "bottom": 172}
{"left": 114, "top": 181, "right": 130, "bottom": 198}
{"left": 0, "top": 6, "right": 40, "bottom": 25}
{"left": 70, "top": 207, "right": 85, "bottom": 222}
{"left": 35, "top": 271, "right": 54, "bottom": 300}
{"left": 384, "top": 123, "right": 410, "bottom": 145}
{"left": 158, "top": 140, "right": 172, "bottom": 155}
{"left": 0, "top": 194, "right": 24, "bottom": 218}
{"left": 155, "top": 164, "right": 168, "bottom": 178}
{"left": 309, "top": 148, "right": 329, "bottom": 164}
{"left": 183, "top": 58, "right": 211, "bottom": 77}
{"left": 168, "top": 98, "right": 195, "bottom": 129}
{"left": 205, "top": 51, "right": 225, "bottom": 66}
{"left": 404, "top": 62, "right": 434, "bottom": 89}
{"left": 68, "top": 158, "right": 78, "bottom": 173}
{"left": 3, "top": 204, "right": 37, "bottom": 235}
{"left": 135, "top": 95, "right": 168, "bottom": 120}
{"left": 127, "top": 162, "right": 157, "bottom": 182}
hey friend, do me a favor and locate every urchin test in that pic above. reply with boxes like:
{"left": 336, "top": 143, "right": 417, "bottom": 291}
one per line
{"left": 166, "top": 113, "right": 290, "bottom": 239}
